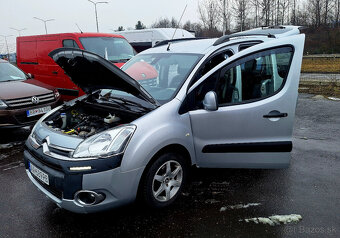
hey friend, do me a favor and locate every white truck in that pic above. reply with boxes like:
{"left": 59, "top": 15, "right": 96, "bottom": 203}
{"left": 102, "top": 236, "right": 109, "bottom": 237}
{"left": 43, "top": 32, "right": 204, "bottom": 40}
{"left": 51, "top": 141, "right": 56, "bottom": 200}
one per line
{"left": 118, "top": 28, "right": 195, "bottom": 52}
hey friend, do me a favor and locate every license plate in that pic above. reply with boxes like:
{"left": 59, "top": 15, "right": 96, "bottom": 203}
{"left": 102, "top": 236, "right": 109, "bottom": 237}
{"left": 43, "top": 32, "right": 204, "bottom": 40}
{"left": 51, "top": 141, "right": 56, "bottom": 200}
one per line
{"left": 26, "top": 106, "right": 51, "bottom": 117}
{"left": 29, "top": 162, "right": 49, "bottom": 185}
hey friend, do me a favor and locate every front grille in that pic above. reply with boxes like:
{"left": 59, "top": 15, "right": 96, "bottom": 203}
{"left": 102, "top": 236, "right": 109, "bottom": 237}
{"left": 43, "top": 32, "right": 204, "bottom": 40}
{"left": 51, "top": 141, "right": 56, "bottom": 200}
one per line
{"left": 139, "top": 78, "right": 157, "bottom": 87}
{"left": 27, "top": 148, "right": 63, "bottom": 172}
{"left": 5, "top": 93, "right": 55, "bottom": 108}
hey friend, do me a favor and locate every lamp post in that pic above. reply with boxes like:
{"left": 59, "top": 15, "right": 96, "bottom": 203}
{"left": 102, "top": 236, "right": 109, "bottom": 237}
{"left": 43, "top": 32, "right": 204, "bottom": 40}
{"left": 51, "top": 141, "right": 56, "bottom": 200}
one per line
{"left": 33, "top": 17, "right": 55, "bottom": 34}
{"left": 10, "top": 27, "right": 27, "bottom": 36}
{"left": 0, "top": 35, "right": 13, "bottom": 60}
{"left": 87, "top": 0, "right": 108, "bottom": 32}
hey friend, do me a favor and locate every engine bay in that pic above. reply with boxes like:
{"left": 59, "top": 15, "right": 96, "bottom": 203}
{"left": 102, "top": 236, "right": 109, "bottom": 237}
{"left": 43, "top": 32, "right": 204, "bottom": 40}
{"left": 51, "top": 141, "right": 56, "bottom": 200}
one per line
{"left": 43, "top": 100, "right": 142, "bottom": 138}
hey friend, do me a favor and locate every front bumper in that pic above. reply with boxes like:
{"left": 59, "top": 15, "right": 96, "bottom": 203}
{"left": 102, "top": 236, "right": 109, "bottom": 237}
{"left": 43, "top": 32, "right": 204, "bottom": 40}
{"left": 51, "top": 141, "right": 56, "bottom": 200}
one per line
{"left": 24, "top": 140, "right": 144, "bottom": 213}
{"left": 0, "top": 101, "right": 60, "bottom": 128}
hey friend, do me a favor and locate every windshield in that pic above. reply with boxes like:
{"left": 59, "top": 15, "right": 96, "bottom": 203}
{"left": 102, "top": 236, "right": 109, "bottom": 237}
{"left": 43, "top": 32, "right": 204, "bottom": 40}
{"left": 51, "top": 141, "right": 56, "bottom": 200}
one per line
{"left": 121, "top": 53, "right": 202, "bottom": 104}
{"left": 80, "top": 37, "right": 135, "bottom": 62}
{"left": 0, "top": 62, "right": 27, "bottom": 82}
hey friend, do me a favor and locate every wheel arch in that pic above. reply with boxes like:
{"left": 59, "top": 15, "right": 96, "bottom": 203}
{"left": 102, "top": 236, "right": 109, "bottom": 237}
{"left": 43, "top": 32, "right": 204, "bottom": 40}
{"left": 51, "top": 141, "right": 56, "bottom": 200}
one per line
{"left": 136, "top": 143, "right": 192, "bottom": 200}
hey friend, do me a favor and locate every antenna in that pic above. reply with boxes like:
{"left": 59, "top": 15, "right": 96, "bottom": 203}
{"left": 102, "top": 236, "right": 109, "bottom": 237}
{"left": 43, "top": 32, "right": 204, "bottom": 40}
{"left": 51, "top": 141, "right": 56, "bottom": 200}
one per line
{"left": 167, "top": 4, "right": 187, "bottom": 51}
{"left": 76, "top": 23, "right": 83, "bottom": 33}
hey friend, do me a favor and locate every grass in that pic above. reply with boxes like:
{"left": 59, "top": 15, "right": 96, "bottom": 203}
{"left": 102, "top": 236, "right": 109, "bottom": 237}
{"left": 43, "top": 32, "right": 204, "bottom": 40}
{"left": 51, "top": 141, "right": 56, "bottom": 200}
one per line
{"left": 301, "top": 57, "right": 340, "bottom": 73}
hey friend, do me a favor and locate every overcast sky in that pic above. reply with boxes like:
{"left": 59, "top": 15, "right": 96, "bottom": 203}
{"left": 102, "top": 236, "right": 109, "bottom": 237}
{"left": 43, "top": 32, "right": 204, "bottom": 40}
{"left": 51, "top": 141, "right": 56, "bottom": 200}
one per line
{"left": 0, "top": 0, "right": 200, "bottom": 54}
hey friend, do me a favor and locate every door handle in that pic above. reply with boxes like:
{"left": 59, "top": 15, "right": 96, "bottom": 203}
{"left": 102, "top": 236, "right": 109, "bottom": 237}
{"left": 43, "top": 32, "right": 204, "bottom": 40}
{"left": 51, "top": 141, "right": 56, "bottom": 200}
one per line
{"left": 263, "top": 110, "right": 288, "bottom": 118}
{"left": 52, "top": 71, "right": 58, "bottom": 75}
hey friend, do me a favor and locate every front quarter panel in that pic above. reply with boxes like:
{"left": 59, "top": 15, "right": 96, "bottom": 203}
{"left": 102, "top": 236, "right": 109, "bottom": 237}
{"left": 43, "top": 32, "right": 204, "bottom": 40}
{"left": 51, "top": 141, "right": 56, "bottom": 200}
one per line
{"left": 121, "top": 99, "right": 195, "bottom": 172}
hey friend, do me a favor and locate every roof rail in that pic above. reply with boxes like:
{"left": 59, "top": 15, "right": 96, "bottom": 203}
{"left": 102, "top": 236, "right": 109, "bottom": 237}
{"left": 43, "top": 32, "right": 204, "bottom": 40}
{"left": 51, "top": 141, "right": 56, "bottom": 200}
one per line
{"left": 153, "top": 37, "right": 207, "bottom": 48}
{"left": 213, "top": 33, "right": 275, "bottom": 46}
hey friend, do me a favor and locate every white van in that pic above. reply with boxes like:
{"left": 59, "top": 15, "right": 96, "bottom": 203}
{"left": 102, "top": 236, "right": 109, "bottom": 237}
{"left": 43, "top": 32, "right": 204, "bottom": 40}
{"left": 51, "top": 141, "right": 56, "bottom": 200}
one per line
{"left": 118, "top": 28, "right": 195, "bottom": 52}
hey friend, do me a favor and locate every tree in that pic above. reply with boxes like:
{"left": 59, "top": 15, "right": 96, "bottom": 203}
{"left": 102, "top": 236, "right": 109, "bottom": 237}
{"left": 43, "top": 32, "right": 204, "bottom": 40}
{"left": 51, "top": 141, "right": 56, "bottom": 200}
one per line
{"left": 198, "top": 0, "right": 221, "bottom": 31}
{"left": 135, "top": 21, "right": 146, "bottom": 30}
{"left": 260, "top": 0, "right": 271, "bottom": 26}
{"left": 218, "top": 0, "right": 232, "bottom": 34}
{"left": 232, "top": 0, "right": 249, "bottom": 31}
{"left": 151, "top": 18, "right": 172, "bottom": 28}
{"left": 183, "top": 21, "right": 204, "bottom": 36}
{"left": 117, "top": 26, "right": 125, "bottom": 31}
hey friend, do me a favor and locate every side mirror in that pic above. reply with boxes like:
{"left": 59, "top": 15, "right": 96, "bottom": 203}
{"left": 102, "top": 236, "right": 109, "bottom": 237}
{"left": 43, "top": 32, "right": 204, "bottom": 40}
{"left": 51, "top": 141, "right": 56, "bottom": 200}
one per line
{"left": 27, "top": 73, "right": 34, "bottom": 79}
{"left": 203, "top": 91, "right": 218, "bottom": 111}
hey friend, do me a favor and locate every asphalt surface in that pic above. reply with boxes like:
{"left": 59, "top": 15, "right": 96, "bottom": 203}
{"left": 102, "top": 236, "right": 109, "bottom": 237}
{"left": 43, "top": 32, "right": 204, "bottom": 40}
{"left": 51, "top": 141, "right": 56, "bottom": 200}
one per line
{"left": 0, "top": 93, "right": 339, "bottom": 238}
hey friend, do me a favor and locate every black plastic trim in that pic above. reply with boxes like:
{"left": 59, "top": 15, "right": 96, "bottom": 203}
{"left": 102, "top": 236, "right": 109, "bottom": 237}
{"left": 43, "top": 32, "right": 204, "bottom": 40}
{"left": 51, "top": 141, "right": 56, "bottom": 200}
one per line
{"left": 57, "top": 88, "right": 79, "bottom": 96}
{"left": 20, "top": 62, "right": 38, "bottom": 65}
{"left": 153, "top": 37, "right": 207, "bottom": 48}
{"left": 202, "top": 141, "right": 292, "bottom": 153}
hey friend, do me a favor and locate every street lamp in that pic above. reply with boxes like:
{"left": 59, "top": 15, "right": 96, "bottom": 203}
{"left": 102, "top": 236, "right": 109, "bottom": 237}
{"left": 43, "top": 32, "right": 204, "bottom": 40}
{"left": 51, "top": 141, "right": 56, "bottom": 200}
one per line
{"left": 87, "top": 0, "right": 108, "bottom": 32}
{"left": 33, "top": 17, "right": 55, "bottom": 34}
{"left": 0, "top": 35, "right": 13, "bottom": 60}
{"left": 10, "top": 27, "right": 27, "bottom": 36}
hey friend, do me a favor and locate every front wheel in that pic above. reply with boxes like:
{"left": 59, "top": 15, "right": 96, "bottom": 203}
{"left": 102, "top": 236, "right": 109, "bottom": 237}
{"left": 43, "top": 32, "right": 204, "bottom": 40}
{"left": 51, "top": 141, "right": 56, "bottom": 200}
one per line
{"left": 142, "top": 153, "right": 188, "bottom": 208}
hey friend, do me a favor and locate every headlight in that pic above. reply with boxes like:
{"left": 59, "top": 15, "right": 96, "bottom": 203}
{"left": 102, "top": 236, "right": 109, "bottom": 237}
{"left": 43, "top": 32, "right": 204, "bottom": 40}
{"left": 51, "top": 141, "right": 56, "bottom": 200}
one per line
{"left": 73, "top": 125, "right": 136, "bottom": 158}
{"left": 29, "top": 105, "right": 63, "bottom": 137}
{"left": 0, "top": 99, "right": 8, "bottom": 109}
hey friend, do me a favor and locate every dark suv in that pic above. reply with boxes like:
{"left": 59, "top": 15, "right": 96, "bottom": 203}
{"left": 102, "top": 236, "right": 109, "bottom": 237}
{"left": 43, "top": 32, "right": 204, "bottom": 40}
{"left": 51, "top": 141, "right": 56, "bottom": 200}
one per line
{"left": 0, "top": 59, "right": 60, "bottom": 128}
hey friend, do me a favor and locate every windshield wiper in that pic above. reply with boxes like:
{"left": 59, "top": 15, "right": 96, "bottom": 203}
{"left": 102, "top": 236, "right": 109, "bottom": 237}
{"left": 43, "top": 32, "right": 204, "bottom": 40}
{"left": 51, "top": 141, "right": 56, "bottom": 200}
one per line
{"left": 110, "top": 58, "right": 131, "bottom": 63}
{"left": 97, "top": 96, "right": 131, "bottom": 111}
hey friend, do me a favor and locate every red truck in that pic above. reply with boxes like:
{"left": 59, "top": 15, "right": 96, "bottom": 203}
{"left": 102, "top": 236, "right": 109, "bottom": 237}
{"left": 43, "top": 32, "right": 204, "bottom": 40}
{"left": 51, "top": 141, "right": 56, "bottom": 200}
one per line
{"left": 16, "top": 33, "right": 136, "bottom": 100}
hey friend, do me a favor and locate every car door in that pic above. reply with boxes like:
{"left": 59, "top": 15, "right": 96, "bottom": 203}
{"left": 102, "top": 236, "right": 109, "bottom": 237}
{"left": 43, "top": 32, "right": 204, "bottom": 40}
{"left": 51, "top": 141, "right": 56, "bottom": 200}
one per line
{"left": 187, "top": 34, "right": 305, "bottom": 168}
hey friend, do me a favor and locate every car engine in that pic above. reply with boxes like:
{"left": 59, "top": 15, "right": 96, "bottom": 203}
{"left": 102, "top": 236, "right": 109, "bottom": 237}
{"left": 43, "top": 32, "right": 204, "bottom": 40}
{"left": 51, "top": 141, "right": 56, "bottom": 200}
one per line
{"left": 43, "top": 100, "right": 140, "bottom": 138}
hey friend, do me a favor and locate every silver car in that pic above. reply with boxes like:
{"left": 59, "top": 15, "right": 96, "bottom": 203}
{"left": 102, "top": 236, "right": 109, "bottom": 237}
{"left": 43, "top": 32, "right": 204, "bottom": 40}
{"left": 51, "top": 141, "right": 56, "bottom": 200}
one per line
{"left": 24, "top": 26, "right": 305, "bottom": 213}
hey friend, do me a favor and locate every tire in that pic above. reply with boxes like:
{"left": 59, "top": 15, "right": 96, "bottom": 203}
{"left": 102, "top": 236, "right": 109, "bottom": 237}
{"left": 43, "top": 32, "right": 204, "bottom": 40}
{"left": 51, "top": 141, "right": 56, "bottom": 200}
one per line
{"left": 142, "top": 152, "right": 188, "bottom": 208}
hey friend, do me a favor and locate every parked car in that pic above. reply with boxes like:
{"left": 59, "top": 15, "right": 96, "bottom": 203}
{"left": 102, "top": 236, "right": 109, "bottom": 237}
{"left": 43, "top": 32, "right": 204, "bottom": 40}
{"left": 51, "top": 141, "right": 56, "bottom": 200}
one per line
{"left": 0, "top": 59, "right": 60, "bottom": 128}
{"left": 16, "top": 33, "right": 136, "bottom": 100}
{"left": 118, "top": 28, "right": 195, "bottom": 53}
{"left": 24, "top": 26, "right": 305, "bottom": 213}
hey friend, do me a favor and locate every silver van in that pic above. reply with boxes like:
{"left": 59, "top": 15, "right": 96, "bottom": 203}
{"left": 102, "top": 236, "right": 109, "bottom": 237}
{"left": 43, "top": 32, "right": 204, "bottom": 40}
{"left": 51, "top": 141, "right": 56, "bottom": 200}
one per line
{"left": 24, "top": 26, "right": 305, "bottom": 213}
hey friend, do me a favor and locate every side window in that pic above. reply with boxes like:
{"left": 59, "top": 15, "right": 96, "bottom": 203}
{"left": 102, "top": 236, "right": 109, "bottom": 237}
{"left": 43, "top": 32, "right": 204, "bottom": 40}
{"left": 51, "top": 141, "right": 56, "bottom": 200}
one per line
{"left": 216, "top": 47, "right": 293, "bottom": 105}
{"left": 62, "top": 39, "right": 80, "bottom": 49}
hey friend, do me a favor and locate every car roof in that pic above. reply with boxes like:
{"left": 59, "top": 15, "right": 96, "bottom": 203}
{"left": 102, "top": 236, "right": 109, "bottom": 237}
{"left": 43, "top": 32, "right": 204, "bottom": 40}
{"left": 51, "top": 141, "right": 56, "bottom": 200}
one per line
{"left": 138, "top": 25, "right": 302, "bottom": 56}
{"left": 17, "top": 32, "right": 126, "bottom": 40}
{"left": 0, "top": 59, "right": 8, "bottom": 63}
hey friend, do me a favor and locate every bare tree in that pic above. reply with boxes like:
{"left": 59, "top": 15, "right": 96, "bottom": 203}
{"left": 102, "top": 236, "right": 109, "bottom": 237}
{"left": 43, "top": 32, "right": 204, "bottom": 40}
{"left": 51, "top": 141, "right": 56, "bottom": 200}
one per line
{"left": 309, "top": 0, "right": 323, "bottom": 27}
{"left": 336, "top": 0, "right": 340, "bottom": 27}
{"left": 232, "top": 0, "right": 249, "bottom": 31}
{"left": 291, "top": 0, "right": 297, "bottom": 25}
{"left": 324, "top": 0, "right": 330, "bottom": 25}
{"left": 217, "top": 0, "right": 231, "bottom": 34}
{"left": 198, "top": 0, "right": 221, "bottom": 30}
{"left": 251, "top": 0, "right": 261, "bottom": 27}
{"left": 151, "top": 18, "right": 172, "bottom": 28}
{"left": 260, "top": 0, "right": 271, "bottom": 26}
{"left": 280, "top": 0, "right": 290, "bottom": 24}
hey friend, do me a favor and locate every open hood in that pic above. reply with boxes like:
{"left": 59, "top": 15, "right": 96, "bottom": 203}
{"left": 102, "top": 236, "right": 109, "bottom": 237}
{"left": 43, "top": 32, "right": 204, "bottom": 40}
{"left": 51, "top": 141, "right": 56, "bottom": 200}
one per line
{"left": 49, "top": 48, "right": 158, "bottom": 106}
